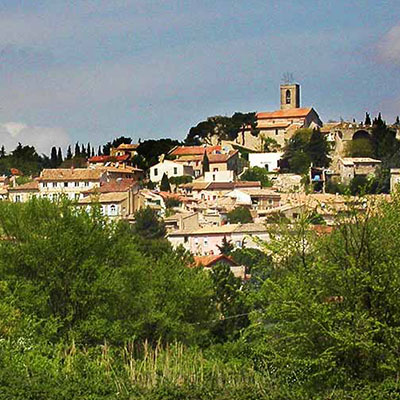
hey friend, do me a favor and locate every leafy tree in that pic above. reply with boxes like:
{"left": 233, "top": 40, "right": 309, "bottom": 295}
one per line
{"left": 169, "top": 175, "right": 193, "bottom": 186}
{"left": 240, "top": 166, "right": 272, "bottom": 187}
{"left": 133, "top": 206, "right": 166, "bottom": 240}
{"left": 227, "top": 207, "right": 253, "bottom": 224}
{"left": 308, "top": 129, "right": 330, "bottom": 167}
{"left": 185, "top": 113, "right": 258, "bottom": 145}
{"left": 262, "top": 137, "right": 281, "bottom": 152}
{"left": 102, "top": 136, "right": 132, "bottom": 156}
{"left": 135, "top": 139, "right": 181, "bottom": 170}
{"left": 346, "top": 138, "right": 374, "bottom": 157}
{"left": 160, "top": 173, "right": 171, "bottom": 192}
{"left": 371, "top": 113, "right": 399, "bottom": 160}
{"left": 217, "top": 236, "right": 234, "bottom": 255}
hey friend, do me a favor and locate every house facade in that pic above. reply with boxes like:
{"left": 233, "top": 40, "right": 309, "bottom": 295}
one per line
{"left": 149, "top": 160, "right": 194, "bottom": 183}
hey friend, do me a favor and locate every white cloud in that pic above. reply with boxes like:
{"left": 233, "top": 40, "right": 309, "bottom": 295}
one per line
{"left": 0, "top": 122, "right": 71, "bottom": 155}
{"left": 378, "top": 24, "right": 400, "bottom": 65}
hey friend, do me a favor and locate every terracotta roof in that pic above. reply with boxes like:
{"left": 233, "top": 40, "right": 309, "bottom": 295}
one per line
{"left": 79, "top": 192, "right": 128, "bottom": 204}
{"left": 208, "top": 151, "right": 238, "bottom": 163}
{"left": 257, "top": 107, "right": 313, "bottom": 119}
{"left": 116, "top": 143, "right": 139, "bottom": 150}
{"left": 169, "top": 145, "right": 222, "bottom": 157}
{"left": 193, "top": 254, "right": 238, "bottom": 268}
{"left": 86, "top": 179, "right": 138, "bottom": 194}
{"left": 88, "top": 154, "right": 129, "bottom": 163}
{"left": 174, "top": 155, "right": 203, "bottom": 162}
{"left": 8, "top": 181, "right": 39, "bottom": 191}
{"left": 10, "top": 168, "right": 23, "bottom": 176}
{"left": 40, "top": 168, "right": 106, "bottom": 182}
{"left": 103, "top": 165, "right": 143, "bottom": 173}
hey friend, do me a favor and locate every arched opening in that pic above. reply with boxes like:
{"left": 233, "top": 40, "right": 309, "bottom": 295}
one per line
{"left": 352, "top": 130, "right": 370, "bottom": 141}
{"left": 286, "top": 90, "right": 291, "bottom": 104}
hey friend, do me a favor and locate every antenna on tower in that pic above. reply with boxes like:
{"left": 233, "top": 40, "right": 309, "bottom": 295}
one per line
{"left": 282, "top": 72, "right": 295, "bottom": 84}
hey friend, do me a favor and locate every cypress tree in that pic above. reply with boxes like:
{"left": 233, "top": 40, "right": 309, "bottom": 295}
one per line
{"left": 202, "top": 152, "right": 210, "bottom": 174}
{"left": 98, "top": 146, "right": 102, "bottom": 156}
{"left": 396, "top": 116, "right": 400, "bottom": 126}
{"left": 50, "top": 146, "right": 58, "bottom": 168}
{"left": 75, "top": 142, "right": 80, "bottom": 157}
{"left": 66, "top": 145, "right": 72, "bottom": 159}
{"left": 0, "top": 145, "right": 5, "bottom": 158}
{"left": 160, "top": 173, "right": 171, "bottom": 192}
{"left": 81, "top": 144, "right": 86, "bottom": 158}
{"left": 57, "top": 147, "right": 63, "bottom": 166}
{"left": 308, "top": 129, "right": 330, "bottom": 167}
{"left": 365, "top": 112, "right": 371, "bottom": 126}
{"left": 87, "top": 143, "right": 91, "bottom": 158}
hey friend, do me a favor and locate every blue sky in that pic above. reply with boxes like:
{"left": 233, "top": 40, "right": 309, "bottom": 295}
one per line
{"left": 0, "top": 0, "right": 399, "bottom": 153}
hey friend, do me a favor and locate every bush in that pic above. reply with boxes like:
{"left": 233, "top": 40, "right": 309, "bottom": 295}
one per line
{"left": 226, "top": 207, "right": 253, "bottom": 224}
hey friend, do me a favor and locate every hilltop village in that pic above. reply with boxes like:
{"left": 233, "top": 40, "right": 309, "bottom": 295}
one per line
{"left": 1, "top": 83, "right": 400, "bottom": 268}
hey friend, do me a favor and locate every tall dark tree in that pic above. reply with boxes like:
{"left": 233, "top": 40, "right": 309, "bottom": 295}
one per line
{"left": 50, "top": 146, "right": 58, "bottom": 168}
{"left": 365, "top": 112, "right": 372, "bottom": 126}
{"left": 217, "top": 236, "right": 234, "bottom": 255}
{"left": 66, "top": 145, "right": 72, "bottom": 160}
{"left": 74, "top": 142, "right": 80, "bottom": 158}
{"left": 97, "top": 146, "right": 102, "bottom": 156}
{"left": 308, "top": 129, "right": 330, "bottom": 167}
{"left": 160, "top": 173, "right": 171, "bottom": 192}
{"left": 371, "top": 113, "right": 398, "bottom": 160}
{"left": 87, "top": 143, "right": 91, "bottom": 158}
{"left": 102, "top": 136, "right": 132, "bottom": 156}
{"left": 395, "top": 116, "right": 400, "bottom": 126}
{"left": 57, "top": 148, "right": 63, "bottom": 166}
{"left": 0, "top": 145, "right": 6, "bottom": 158}
{"left": 202, "top": 152, "right": 210, "bottom": 174}
{"left": 81, "top": 144, "right": 86, "bottom": 158}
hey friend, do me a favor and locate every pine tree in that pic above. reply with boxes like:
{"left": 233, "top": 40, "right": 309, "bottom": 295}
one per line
{"left": 202, "top": 152, "right": 210, "bottom": 175}
{"left": 217, "top": 236, "right": 234, "bottom": 255}
{"left": 50, "top": 146, "right": 58, "bottom": 168}
{"left": 365, "top": 112, "right": 371, "bottom": 126}
{"left": 57, "top": 147, "right": 63, "bottom": 166}
{"left": 66, "top": 145, "right": 72, "bottom": 159}
{"left": 74, "top": 142, "right": 80, "bottom": 158}
{"left": 160, "top": 173, "right": 171, "bottom": 192}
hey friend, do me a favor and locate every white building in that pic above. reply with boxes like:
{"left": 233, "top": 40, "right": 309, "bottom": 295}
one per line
{"left": 204, "top": 170, "right": 235, "bottom": 182}
{"left": 149, "top": 160, "right": 194, "bottom": 183}
{"left": 248, "top": 152, "right": 283, "bottom": 172}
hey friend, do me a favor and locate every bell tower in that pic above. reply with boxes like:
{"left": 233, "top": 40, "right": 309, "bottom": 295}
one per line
{"left": 280, "top": 83, "right": 300, "bottom": 110}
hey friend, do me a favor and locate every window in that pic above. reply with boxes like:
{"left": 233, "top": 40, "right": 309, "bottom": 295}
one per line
{"left": 173, "top": 167, "right": 178, "bottom": 175}
{"left": 75, "top": 193, "right": 80, "bottom": 200}
{"left": 286, "top": 89, "right": 291, "bottom": 104}
{"left": 52, "top": 182, "right": 57, "bottom": 188}
{"left": 15, "top": 195, "right": 21, "bottom": 203}
{"left": 110, "top": 204, "right": 116, "bottom": 215}
{"left": 84, "top": 182, "right": 89, "bottom": 187}
{"left": 213, "top": 168, "right": 218, "bottom": 172}
{"left": 204, "top": 238, "right": 208, "bottom": 246}
{"left": 42, "top": 182, "right": 47, "bottom": 188}
{"left": 154, "top": 168, "right": 158, "bottom": 176}
{"left": 275, "top": 129, "right": 279, "bottom": 136}
{"left": 74, "top": 182, "right": 79, "bottom": 187}
{"left": 64, "top": 182, "right": 68, "bottom": 187}
{"left": 184, "top": 235, "right": 188, "bottom": 243}
{"left": 212, "top": 174, "right": 216, "bottom": 181}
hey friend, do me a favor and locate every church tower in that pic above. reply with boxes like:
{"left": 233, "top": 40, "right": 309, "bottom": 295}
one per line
{"left": 280, "top": 83, "right": 300, "bottom": 110}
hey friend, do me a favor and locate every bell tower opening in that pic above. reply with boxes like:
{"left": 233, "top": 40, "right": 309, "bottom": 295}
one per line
{"left": 280, "top": 84, "right": 300, "bottom": 110}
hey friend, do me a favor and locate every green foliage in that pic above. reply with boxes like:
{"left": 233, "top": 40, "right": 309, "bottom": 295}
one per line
{"left": 226, "top": 207, "right": 253, "bottom": 224}
{"left": 136, "top": 139, "right": 181, "bottom": 169}
{"left": 371, "top": 113, "right": 399, "bottom": 160}
{"left": 365, "top": 112, "right": 372, "bottom": 125}
{"left": 0, "top": 143, "right": 50, "bottom": 176}
{"left": 346, "top": 138, "right": 374, "bottom": 157}
{"left": 165, "top": 197, "right": 181, "bottom": 209}
{"left": 240, "top": 166, "right": 272, "bottom": 187}
{"left": 133, "top": 206, "right": 166, "bottom": 239}
{"left": 216, "top": 236, "right": 234, "bottom": 255}
{"left": 186, "top": 113, "right": 258, "bottom": 145}
{"left": 202, "top": 152, "right": 210, "bottom": 174}
{"left": 281, "top": 128, "right": 330, "bottom": 174}
{"left": 261, "top": 137, "right": 281, "bottom": 152}
{"left": 160, "top": 173, "right": 171, "bottom": 192}
{"left": 102, "top": 135, "right": 132, "bottom": 156}
{"left": 169, "top": 175, "right": 193, "bottom": 186}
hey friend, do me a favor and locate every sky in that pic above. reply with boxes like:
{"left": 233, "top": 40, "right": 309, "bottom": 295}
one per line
{"left": 0, "top": 0, "right": 399, "bottom": 154}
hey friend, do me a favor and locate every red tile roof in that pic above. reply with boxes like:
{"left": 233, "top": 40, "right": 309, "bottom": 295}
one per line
{"left": 92, "top": 179, "right": 138, "bottom": 193}
{"left": 88, "top": 154, "right": 129, "bottom": 163}
{"left": 257, "top": 107, "right": 313, "bottom": 119}
{"left": 193, "top": 254, "right": 238, "bottom": 268}
{"left": 169, "top": 145, "right": 222, "bottom": 157}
